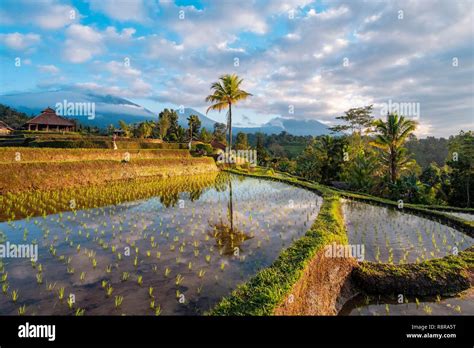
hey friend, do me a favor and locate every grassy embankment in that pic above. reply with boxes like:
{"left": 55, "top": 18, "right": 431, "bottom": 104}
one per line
{"left": 0, "top": 148, "right": 218, "bottom": 194}
{"left": 0, "top": 132, "right": 187, "bottom": 149}
{"left": 353, "top": 247, "right": 474, "bottom": 296}
{"left": 210, "top": 167, "right": 473, "bottom": 315}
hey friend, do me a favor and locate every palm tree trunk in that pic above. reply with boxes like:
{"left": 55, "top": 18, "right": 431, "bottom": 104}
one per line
{"left": 228, "top": 102, "right": 232, "bottom": 150}
{"left": 228, "top": 179, "right": 233, "bottom": 232}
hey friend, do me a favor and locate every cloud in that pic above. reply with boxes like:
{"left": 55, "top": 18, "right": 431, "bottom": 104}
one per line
{"left": 63, "top": 24, "right": 103, "bottom": 63}
{"left": 0, "top": 0, "right": 78, "bottom": 29}
{"left": 0, "top": 32, "right": 40, "bottom": 51}
{"left": 37, "top": 64, "right": 60, "bottom": 74}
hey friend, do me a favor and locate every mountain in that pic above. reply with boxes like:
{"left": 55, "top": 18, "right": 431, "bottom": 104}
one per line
{"left": 235, "top": 117, "right": 331, "bottom": 136}
{"left": 0, "top": 90, "right": 156, "bottom": 127}
{"left": 0, "top": 90, "right": 332, "bottom": 136}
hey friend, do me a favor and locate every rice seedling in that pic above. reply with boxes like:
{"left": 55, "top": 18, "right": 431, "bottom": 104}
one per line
{"left": 155, "top": 305, "right": 161, "bottom": 316}
{"left": 80, "top": 272, "right": 86, "bottom": 282}
{"left": 36, "top": 273, "right": 43, "bottom": 284}
{"left": 114, "top": 295, "right": 123, "bottom": 309}
{"left": 121, "top": 272, "right": 130, "bottom": 282}
{"left": 165, "top": 267, "right": 171, "bottom": 277}
{"left": 2, "top": 282, "right": 9, "bottom": 294}
{"left": 75, "top": 308, "right": 85, "bottom": 316}
{"left": 18, "top": 305, "right": 26, "bottom": 315}
{"left": 106, "top": 284, "right": 114, "bottom": 297}
{"left": 67, "top": 295, "right": 74, "bottom": 309}
{"left": 175, "top": 274, "right": 184, "bottom": 286}
{"left": 58, "top": 287, "right": 65, "bottom": 301}
{"left": 148, "top": 286, "right": 154, "bottom": 298}
{"left": 11, "top": 289, "right": 19, "bottom": 302}
{"left": 137, "top": 275, "right": 143, "bottom": 286}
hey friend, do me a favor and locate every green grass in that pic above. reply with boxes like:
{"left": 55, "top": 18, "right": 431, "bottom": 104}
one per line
{"left": 353, "top": 247, "right": 474, "bottom": 296}
{"left": 0, "top": 147, "right": 191, "bottom": 163}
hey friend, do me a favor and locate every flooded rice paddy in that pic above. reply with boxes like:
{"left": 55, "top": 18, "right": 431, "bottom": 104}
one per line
{"left": 0, "top": 173, "right": 322, "bottom": 315}
{"left": 446, "top": 212, "right": 474, "bottom": 221}
{"left": 342, "top": 200, "right": 473, "bottom": 264}
{"left": 340, "top": 288, "right": 474, "bottom": 316}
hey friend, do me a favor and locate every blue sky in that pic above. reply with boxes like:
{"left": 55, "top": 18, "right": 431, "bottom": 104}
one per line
{"left": 0, "top": 0, "right": 473, "bottom": 136}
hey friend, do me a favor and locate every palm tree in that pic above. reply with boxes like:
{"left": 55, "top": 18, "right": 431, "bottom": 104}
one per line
{"left": 205, "top": 74, "right": 252, "bottom": 149}
{"left": 371, "top": 113, "right": 417, "bottom": 184}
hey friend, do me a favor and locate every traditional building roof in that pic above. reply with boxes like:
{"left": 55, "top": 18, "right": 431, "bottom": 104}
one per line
{"left": 0, "top": 120, "right": 14, "bottom": 131}
{"left": 211, "top": 139, "right": 226, "bottom": 151}
{"left": 26, "top": 107, "right": 76, "bottom": 126}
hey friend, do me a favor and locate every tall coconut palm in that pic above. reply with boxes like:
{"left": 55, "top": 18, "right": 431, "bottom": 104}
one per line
{"left": 205, "top": 74, "right": 252, "bottom": 149}
{"left": 371, "top": 113, "right": 417, "bottom": 184}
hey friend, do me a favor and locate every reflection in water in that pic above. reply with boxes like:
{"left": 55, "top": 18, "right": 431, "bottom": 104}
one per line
{"left": 342, "top": 199, "right": 473, "bottom": 263}
{"left": 0, "top": 173, "right": 322, "bottom": 315}
{"left": 340, "top": 289, "right": 474, "bottom": 316}
{"left": 208, "top": 179, "right": 253, "bottom": 255}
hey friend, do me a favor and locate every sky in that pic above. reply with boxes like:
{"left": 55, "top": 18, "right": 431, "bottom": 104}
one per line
{"left": 0, "top": 0, "right": 473, "bottom": 137}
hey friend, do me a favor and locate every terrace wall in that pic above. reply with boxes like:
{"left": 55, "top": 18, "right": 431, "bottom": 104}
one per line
{"left": 0, "top": 150, "right": 218, "bottom": 194}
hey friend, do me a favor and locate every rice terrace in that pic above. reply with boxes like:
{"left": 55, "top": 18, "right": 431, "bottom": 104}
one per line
{"left": 0, "top": 0, "right": 473, "bottom": 346}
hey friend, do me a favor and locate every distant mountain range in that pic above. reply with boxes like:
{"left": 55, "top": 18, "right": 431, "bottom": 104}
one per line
{"left": 0, "top": 90, "right": 331, "bottom": 136}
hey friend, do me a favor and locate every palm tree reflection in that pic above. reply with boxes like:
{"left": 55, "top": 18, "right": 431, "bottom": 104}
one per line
{"left": 209, "top": 178, "right": 252, "bottom": 255}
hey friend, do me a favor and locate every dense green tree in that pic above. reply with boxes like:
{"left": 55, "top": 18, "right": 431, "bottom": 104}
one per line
{"left": 157, "top": 112, "right": 170, "bottom": 140}
{"left": 446, "top": 131, "right": 474, "bottom": 207}
{"left": 118, "top": 120, "right": 132, "bottom": 137}
{"left": 158, "top": 109, "right": 179, "bottom": 141}
{"left": 235, "top": 132, "right": 248, "bottom": 150}
{"left": 296, "top": 135, "right": 346, "bottom": 184}
{"left": 187, "top": 114, "right": 201, "bottom": 139}
{"left": 199, "top": 127, "right": 212, "bottom": 143}
{"left": 213, "top": 122, "right": 227, "bottom": 143}
{"left": 406, "top": 135, "right": 449, "bottom": 169}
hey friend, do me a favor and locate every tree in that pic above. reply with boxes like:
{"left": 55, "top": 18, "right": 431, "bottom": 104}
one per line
{"left": 255, "top": 132, "right": 269, "bottom": 166}
{"left": 135, "top": 121, "right": 153, "bottom": 138}
{"left": 235, "top": 132, "right": 248, "bottom": 150}
{"left": 371, "top": 113, "right": 417, "bottom": 184}
{"left": 187, "top": 114, "right": 201, "bottom": 139}
{"left": 296, "top": 135, "right": 346, "bottom": 184}
{"left": 446, "top": 131, "right": 474, "bottom": 207}
{"left": 213, "top": 122, "right": 227, "bottom": 143}
{"left": 158, "top": 109, "right": 179, "bottom": 141}
{"left": 118, "top": 120, "right": 132, "bottom": 137}
{"left": 157, "top": 112, "right": 170, "bottom": 140}
{"left": 107, "top": 124, "right": 115, "bottom": 135}
{"left": 205, "top": 74, "right": 252, "bottom": 149}
{"left": 199, "top": 127, "right": 212, "bottom": 143}
{"left": 329, "top": 105, "right": 374, "bottom": 134}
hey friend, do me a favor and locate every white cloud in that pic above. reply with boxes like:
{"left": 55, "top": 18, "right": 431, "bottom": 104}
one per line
{"left": 0, "top": 0, "right": 78, "bottom": 29}
{"left": 37, "top": 64, "right": 60, "bottom": 74}
{"left": 0, "top": 32, "right": 40, "bottom": 51}
{"left": 63, "top": 24, "right": 103, "bottom": 63}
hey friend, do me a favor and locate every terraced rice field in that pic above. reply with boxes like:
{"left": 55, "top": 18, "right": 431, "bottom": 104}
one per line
{"left": 342, "top": 199, "right": 473, "bottom": 264}
{"left": 0, "top": 173, "right": 322, "bottom": 315}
